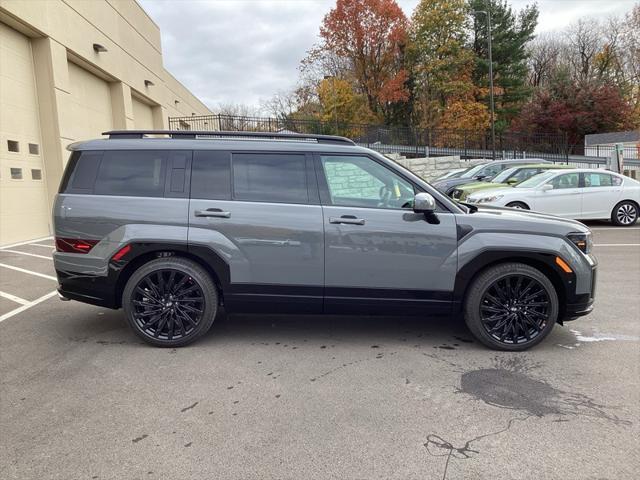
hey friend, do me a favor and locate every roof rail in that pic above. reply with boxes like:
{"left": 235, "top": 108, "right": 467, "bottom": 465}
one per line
{"left": 102, "top": 130, "right": 356, "bottom": 145}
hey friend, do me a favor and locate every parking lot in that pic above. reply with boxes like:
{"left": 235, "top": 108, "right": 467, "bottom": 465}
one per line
{"left": 0, "top": 225, "right": 638, "bottom": 480}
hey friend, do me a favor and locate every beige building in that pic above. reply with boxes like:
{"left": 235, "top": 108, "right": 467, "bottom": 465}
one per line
{"left": 0, "top": 0, "right": 212, "bottom": 246}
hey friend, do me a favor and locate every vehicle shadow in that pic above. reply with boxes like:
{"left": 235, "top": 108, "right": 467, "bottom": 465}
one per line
{"left": 199, "top": 311, "right": 479, "bottom": 349}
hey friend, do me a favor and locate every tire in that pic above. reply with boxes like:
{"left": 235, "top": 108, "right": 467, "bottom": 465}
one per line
{"left": 122, "top": 257, "right": 218, "bottom": 347}
{"left": 506, "top": 201, "right": 529, "bottom": 210}
{"left": 611, "top": 200, "right": 638, "bottom": 226}
{"left": 464, "top": 263, "right": 559, "bottom": 351}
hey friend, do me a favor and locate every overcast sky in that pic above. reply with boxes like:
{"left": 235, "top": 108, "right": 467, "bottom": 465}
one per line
{"left": 138, "top": 0, "right": 636, "bottom": 110}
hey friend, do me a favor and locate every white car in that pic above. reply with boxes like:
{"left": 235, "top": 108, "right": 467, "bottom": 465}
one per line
{"left": 466, "top": 168, "right": 640, "bottom": 226}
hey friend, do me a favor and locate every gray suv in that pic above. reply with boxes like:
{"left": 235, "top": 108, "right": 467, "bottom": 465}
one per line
{"left": 53, "top": 131, "right": 597, "bottom": 351}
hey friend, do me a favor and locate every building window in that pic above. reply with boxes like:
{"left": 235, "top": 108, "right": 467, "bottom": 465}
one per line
{"left": 8, "top": 140, "right": 19, "bottom": 152}
{"left": 10, "top": 168, "right": 23, "bottom": 180}
{"left": 28, "top": 143, "right": 39, "bottom": 155}
{"left": 31, "top": 169, "right": 42, "bottom": 180}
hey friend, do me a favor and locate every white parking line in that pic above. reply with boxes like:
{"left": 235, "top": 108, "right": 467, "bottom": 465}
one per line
{"left": 0, "top": 291, "right": 58, "bottom": 323}
{"left": 0, "top": 236, "right": 53, "bottom": 250}
{"left": 0, "top": 291, "right": 29, "bottom": 305}
{"left": 1, "top": 249, "right": 53, "bottom": 261}
{"left": 0, "top": 263, "right": 57, "bottom": 281}
{"left": 591, "top": 227, "right": 640, "bottom": 231}
{"left": 29, "top": 244, "right": 55, "bottom": 249}
{"left": 594, "top": 244, "right": 640, "bottom": 247}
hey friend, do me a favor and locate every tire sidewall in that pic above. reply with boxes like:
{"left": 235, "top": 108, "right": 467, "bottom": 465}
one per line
{"left": 506, "top": 201, "right": 529, "bottom": 210}
{"left": 612, "top": 201, "right": 638, "bottom": 227}
{"left": 464, "top": 263, "right": 559, "bottom": 351}
{"left": 122, "top": 257, "right": 218, "bottom": 347}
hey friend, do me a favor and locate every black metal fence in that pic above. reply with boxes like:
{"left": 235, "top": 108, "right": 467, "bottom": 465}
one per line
{"left": 168, "top": 114, "right": 639, "bottom": 164}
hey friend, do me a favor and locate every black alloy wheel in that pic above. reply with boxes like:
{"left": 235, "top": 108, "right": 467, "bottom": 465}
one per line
{"left": 123, "top": 257, "right": 218, "bottom": 347}
{"left": 132, "top": 269, "right": 205, "bottom": 341}
{"left": 464, "top": 263, "right": 559, "bottom": 351}
{"left": 479, "top": 274, "right": 550, "bottom": 345}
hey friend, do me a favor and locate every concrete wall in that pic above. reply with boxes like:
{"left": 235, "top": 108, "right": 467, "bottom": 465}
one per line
{"left": 391, "top": 155, "right": 485, "bottom": 182}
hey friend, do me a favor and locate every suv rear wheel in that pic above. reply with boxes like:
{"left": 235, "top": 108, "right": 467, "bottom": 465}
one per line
{"left": 464, "top": 263, "right": 558, "bottom": 351}
{"left": 123, "top": 257, "right": 218, "bottom": 347}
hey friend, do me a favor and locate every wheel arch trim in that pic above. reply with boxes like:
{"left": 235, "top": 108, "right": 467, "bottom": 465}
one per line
{"left": 111, "top": 241, "right": 231, "bottom": 308}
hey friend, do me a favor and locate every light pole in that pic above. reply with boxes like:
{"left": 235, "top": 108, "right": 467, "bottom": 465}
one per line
{"left": 323, "top": 75, "right": 338, "bottom": 133}
{"left": 473, "top": 8, "right": 496, "bottom": 160}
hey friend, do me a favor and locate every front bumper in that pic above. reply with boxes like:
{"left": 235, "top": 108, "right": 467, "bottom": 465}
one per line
{"left": 563, "top": 265, "right": 597, "bottom": 321}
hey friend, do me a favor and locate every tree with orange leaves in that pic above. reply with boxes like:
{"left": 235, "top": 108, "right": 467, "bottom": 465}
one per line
{"left": 318, "top": 0, "right": 411, "bottom": 124}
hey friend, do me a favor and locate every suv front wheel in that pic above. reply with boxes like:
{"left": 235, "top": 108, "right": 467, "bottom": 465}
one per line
{"left": 464, "top": 263, "right": 559, "bottom": 351}
{"left": 123, "top": 257, "right": 218, "bottom": 347}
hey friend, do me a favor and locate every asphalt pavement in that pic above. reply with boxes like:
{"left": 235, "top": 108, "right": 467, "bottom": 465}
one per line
{"left": 1, "top": 225, "right": 639, "bottom": 480}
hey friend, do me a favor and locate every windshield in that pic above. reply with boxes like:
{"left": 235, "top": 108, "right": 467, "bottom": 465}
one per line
{"left": 460, "top": 163, "right": 488, "bottom": 178}
{"left": 491, "top": 167, "right": 520, "bottom": 183}
{"left": 515, "top": 170, "right": 555, "bottom": 188}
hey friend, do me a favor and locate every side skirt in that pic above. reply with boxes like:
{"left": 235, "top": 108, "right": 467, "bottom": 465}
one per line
{"left": 225, "top": 284, "right": 454, "bottom": 316}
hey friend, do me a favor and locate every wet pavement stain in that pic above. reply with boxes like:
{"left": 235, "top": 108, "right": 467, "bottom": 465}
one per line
{"left": 460, "top": 369, "right": 558, "bottom": 416}
{"left": 132, "top": 434, "right": 148, "bottom": 443}
{"left": 460, "top": 368, "right": 630, "bottom": 424}
{"left": 180, "top": 402, "right": 198, "bottom": 413}
{"left": 424, "top": 416, "right": 530, "bottom": 480}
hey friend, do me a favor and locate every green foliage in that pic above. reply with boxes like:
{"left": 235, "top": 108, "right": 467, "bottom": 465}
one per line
{"left": 468, "top": 0, "right": 538, "bottom": 130}
{"left": 409, "top": 0, "right": 474, "bottom": 127}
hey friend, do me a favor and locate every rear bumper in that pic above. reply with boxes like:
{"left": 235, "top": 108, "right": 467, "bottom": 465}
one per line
{"left": 56, "top": 270, "right": 118, "bottom": 309}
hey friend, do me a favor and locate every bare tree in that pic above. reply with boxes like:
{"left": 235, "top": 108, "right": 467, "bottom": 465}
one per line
{"left": 216, "top": 102, "right": 260, "bottom": 117}
{"left": 260, "top": 90, "right": 300, "bottom": 119}
{"left": 527, "top": 34, "right": 563, "bottom": 87}
{"left": 565, "top": 19, "right": 602, "bottom": 81}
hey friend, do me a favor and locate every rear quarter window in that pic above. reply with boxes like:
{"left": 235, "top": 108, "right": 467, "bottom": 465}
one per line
{"left": 60, "top": 151, "right": 103, "bottom": 194}
{"left": 60, "top": 150, "right": 169, "bottom": 197}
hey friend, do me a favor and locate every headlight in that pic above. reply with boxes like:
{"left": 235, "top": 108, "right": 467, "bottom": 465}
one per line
{"left": 567, "top": 232, "right": 593, "bottom": 254}
{"left": 475, "top": 194, "right": 503, "bottom": 203}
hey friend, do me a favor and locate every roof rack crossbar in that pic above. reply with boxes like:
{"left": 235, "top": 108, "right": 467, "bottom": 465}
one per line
{"left": 102, "top": 130, "right": 356, "bottom": 145}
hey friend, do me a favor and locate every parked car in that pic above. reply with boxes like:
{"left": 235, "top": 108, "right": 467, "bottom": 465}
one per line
{"left": 53, "top": 131, "right": 596, "bottom": 351}
{"left": 434, "top": 167, "right": 471, "bottom": 182}
{"left": 432, "top": 158, "right": 551, "bottom": 195}
{"left": 450, "top": 163, "right": 571, "bottom": 201}
{"left": 466, "top": 168, "right": 640, "bottom": 226}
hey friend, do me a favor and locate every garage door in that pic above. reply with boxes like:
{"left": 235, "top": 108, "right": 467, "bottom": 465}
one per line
{"left": 67, "top": 62, "right": 113, "bottom": 142}
{"left": 0, "top": 22, "right": 49, "bottom": 246}
{"left": 132, "top": 95, "right": 155, "bottom": 130}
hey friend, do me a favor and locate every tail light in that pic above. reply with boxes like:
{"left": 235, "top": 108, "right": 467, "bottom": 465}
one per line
{"left": 55, "top": 237, "right": 99, "bottom": 254}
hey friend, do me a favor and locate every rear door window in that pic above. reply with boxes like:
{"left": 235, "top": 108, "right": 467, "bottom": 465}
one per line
{"left": 94, "top": 150, "right": 167, "bottom": 197}
{"left": 191, "top": 150, "right": 231, "bottom": 200}
{"left": 583, "top": 172, "right": 618, "bottom": 187}
{"left": 232, "top": 153, "right": 308, "bottom": 204}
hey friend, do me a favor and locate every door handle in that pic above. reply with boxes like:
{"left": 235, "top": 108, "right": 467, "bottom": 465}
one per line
{"left": 329, "top": 215, "right": 365, "bottom": 225}
{"left": 194, "top": 208, "right": 231, "bottom": 218}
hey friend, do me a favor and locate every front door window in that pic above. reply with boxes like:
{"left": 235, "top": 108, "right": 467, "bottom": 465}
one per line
{"left": 320, "top": 156, "right": 414, "bottom": 209}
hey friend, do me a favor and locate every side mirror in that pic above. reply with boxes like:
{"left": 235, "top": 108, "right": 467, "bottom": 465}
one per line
{"left": 475, "top": 174, "right": 487, "bottom": 180}
{"left": 506, "top": 178, "right": 519, "bottom": 185}
{"left": 541, "top": 184, "right": 553, "bottom": 191}
{"left": 413, "top": 192, "right": 436, "bottom": 213}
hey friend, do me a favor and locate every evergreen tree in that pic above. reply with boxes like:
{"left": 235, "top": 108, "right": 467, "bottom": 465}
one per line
{"left": 468, "top": 0, "right": 538, "bottom": 131}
